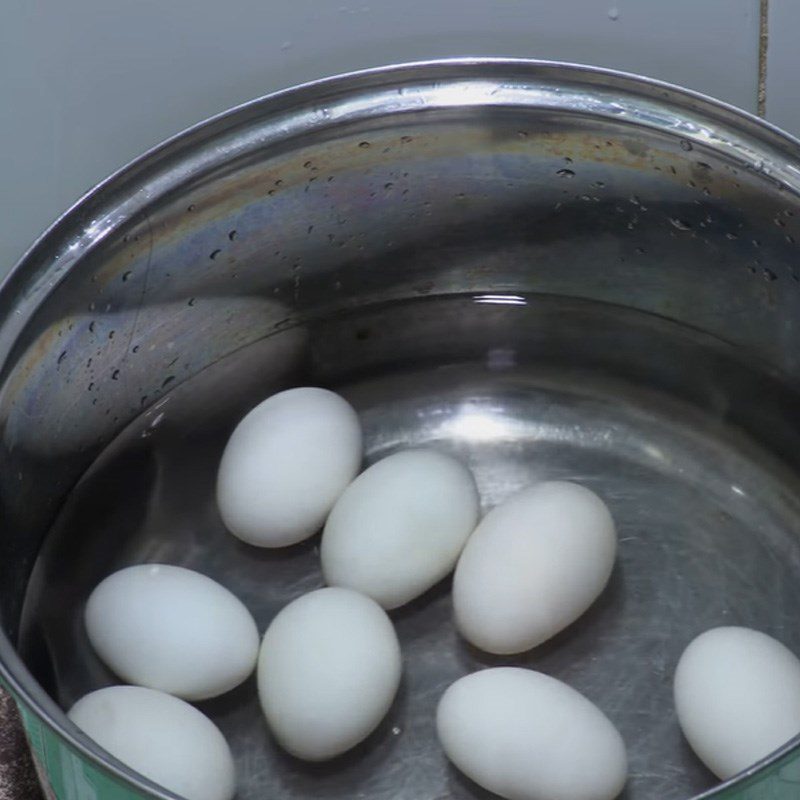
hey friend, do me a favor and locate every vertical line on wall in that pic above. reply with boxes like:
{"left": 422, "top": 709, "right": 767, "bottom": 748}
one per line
{"left": 758, "top": 0, "right": 769, "bottom": 116}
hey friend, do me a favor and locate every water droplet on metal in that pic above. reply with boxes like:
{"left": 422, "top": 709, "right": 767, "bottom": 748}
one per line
{"left": 150, "top": 412, "right": 165, "bottom": 429}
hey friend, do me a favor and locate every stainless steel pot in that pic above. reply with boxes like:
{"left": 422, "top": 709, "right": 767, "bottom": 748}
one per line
{"left": 1, "top": 59, "right": 800, "bottom": 800}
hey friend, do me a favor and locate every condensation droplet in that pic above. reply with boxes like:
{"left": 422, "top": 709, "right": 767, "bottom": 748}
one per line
{"left": 150, "top": 411, "right": 165, "bottom": 429}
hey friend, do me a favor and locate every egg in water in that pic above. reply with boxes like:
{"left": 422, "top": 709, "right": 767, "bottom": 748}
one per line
{"left": 453, "top": 481, "right": 617, "bottom": 654}
{"left": 68, "top": 686, "right": 236, "bottom": 800}
{"left": 85, "top": 564, "right": 259, "bottom": 701}
{"left": 257, "top": 587, "right": 401, "bottom": 760}
{"left": 674, "top": 626, "right": 800, "bottom": 779}
{"left": 321, "top": 449, "right": 479, "bottom": 608}
{"left": 217, "top": 387, "right": 362, "bottom": 547}
{"left": 437, "top": 667, "right": 627, "bottom": 800}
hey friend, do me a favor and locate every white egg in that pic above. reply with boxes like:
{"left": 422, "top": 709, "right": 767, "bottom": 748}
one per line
{"left": 437, "top": 668, "right": 627, "bottom": 800}
{"left": 453, "top": 481, "right": 616, "bottom": 654}
{"left": 321, "top": 449, "right": 479, "bottom": 609}
{"left": 85, "top": 564, "right": 259, "bottom": 701}
{"left": 674, "top": 626, "right": 800, "bottom": 779}
{"left": 68, "top": 686, "right": 235, "bottom": 800}
{"left": 257, "top": 587, "right": 401, "bottom": 761}
{"left": 217, "top": 387, "right": 362, "bottom": 547}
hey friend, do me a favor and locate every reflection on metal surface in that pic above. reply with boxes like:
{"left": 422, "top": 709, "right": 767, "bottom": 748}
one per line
{"left": 639, "top": 442, "right": 667, "bottom": 464}
{"left": 441, "top": 405, "right": 515, "bottom": 442}
{"left": 1, "top": 297, "right": 303, "bottom": 458}
{"left": 473, "top": 294, "right": 527, "bottom": 306}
